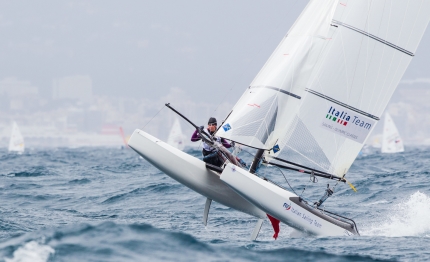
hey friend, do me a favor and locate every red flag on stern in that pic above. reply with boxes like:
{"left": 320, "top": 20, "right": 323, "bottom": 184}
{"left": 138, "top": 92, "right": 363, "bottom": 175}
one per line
{"left": 267, "top": 214, "right": 280, "bottom": 239}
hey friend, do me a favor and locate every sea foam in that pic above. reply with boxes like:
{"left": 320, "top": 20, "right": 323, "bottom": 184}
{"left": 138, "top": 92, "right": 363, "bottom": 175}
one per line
{"left": 4, "top": 241, "right": 54, "bottom": 262}
{"left": 364, "top": 191, "right": 430, "bottom": 237}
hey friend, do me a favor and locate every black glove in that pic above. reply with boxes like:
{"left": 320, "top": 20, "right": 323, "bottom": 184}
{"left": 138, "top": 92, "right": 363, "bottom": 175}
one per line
{"left": 199, "top": 126, "right": 204, "bottom": 131}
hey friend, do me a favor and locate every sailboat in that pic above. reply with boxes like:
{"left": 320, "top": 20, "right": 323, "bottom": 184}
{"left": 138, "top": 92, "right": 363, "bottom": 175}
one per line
{"left": 381, "top": 113, "right": 404, "bottom": 153}
{"left": 167, "top": 118, "right": 186, "bottom": 151}
{"left": 128, "top": 0, "right": 430, "bottom": 238}
{"left": 9, "top": 122, "right": 25, "bottom": 153}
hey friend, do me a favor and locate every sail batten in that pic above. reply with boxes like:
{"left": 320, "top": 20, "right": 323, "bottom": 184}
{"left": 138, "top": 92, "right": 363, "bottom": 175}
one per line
{"left": 331, "top": 19, "right": 414, "bottom": 56}
{"left": 305, "top": 88, "right": 379, "bottom": 120}
{"left": 250, "top": 86, "right": 301, "bottom": 99}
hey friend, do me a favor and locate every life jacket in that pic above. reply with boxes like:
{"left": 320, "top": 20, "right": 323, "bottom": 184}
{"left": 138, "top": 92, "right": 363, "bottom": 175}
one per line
{"left": 202, "top": 131, "right": 221, "bottom": 152}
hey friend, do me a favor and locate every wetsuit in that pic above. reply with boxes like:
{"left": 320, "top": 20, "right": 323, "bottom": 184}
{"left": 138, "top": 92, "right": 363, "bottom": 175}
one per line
{"left": 191, "top": 129, "right": 231, "bottom": 167}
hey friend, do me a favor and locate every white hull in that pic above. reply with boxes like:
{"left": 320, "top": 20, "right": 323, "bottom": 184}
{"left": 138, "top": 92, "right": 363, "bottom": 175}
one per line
{"left": 128, "top": 129, "right": 265, "bottom": 219}
{"left": 221, "top": 163, "right": 358, "bottom": 236}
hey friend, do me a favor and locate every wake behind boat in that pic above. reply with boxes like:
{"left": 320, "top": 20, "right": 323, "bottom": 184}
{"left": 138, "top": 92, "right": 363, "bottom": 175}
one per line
{"left": 130, "top": 0, "right": 430, "bottom": 239}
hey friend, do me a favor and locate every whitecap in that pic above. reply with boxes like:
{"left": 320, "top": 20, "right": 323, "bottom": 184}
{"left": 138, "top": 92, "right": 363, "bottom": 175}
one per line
{"left": 4, "top": 241, "right": 55, "bottom": 262}
{"left": 363, "top": 191, "right": 430, "bottom": 237}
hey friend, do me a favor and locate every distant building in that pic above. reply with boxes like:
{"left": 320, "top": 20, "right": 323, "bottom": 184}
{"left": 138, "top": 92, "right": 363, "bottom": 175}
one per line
{"left": 0, "top": 77, "right": 39, "bottom": 111}
{"left": 52, "top": 75, "right": 93, "bottom": 102}
{"left": 64, "top": 105, "right": 104, "bottom": 133}
{"left": 0, "top": 77, "right": 38, "bottom": 97}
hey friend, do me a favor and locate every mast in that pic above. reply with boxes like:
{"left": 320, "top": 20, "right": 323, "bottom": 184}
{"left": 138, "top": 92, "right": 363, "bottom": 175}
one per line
{"left": 249, "top": 149, "right": 265, "bottom": 174}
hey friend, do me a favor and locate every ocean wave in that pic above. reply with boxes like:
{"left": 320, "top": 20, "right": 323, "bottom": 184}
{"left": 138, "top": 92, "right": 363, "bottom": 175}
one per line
{"left": 68, "top": 178, "right": 91, "bottom": 185}
{"left": 8, "top": 183, "right": 42, "bottom": 190}
{"left": 363, "top": 191, "right": 430, "bottom": 237}
{"left": 1, "top": 147, "right": 430, "bottom": 261}
{"left": 4, "top": 241, "right": 54, "bottom": 262}
{"left": 0, "top": 222, "right": 390, "bottom": 262}
{"left": 252, "top": 247, "right": 388, "bottom": 262}
{"left": 5, "top": 167, "right": 53, "bottom": 177}
{"left": 101, "top": 183, "right": 178, "bottom": 204}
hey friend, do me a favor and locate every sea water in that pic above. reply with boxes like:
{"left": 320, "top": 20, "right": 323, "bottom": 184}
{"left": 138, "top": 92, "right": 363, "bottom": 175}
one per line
{"left": 0, "top": 146, "right": 430, "bottom": 261}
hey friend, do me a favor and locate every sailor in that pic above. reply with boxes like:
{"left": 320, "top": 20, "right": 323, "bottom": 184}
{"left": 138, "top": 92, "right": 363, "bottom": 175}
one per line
{"left": 191, "top": 117, "right": 232, "bottom": 167}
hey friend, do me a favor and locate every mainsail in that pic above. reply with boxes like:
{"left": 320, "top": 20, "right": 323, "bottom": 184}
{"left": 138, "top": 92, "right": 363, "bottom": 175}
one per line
{"left": 381, "top": 112, "right": 404, "bottom": 153}
{"left": 217, "top": 0, "right": 430, "bottom": 177}
{"left": 9, "top": 122, "right": 25, "bottom": 153}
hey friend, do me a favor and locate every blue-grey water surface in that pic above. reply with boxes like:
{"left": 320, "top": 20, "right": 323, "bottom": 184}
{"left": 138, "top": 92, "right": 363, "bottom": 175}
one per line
{"left": 1, "top": 146, "right": 430, "bottom": 261}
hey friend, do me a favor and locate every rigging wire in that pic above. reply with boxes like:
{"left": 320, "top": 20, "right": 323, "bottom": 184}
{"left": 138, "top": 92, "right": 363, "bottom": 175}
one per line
{"left": 231, "top": 144, "right": 301, "bottom": 196}
{"left": 241, "top": 148, "right": 257, "bottom": 158}
{"left": 275, "top": 165, "right": 298, "bottom": 196}
{"left": 241, "top": 145, "right": 342, "bottom": 206}
{"left": 299, "top": 172, "right": 319, "bottom": 199}
{"left": 300, "top": 186, "right": 306, "bottom": 198}
{"left": 309, "top": 171, "right": 318, "bottom": 183}
{"left": 141, "top": 105, "right": 166, "bottom": 130}
{"left": 273, "top": 165, "right": 322, "bottom": 206}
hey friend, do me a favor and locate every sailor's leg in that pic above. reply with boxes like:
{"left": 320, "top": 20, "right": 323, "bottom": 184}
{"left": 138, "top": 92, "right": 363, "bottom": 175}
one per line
{"left": 202, "top": 151, "right": 219, "bottom": 166}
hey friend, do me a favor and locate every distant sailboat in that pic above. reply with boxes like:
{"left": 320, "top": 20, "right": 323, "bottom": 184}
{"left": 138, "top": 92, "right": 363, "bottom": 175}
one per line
{"left": 167, "top": 118, "right": 185, "bottom": 150}
{"left": 381, "top": 113, "right": 404, "bottom": 153}
{"left": 9, "top": 122, "right": 25, "bottom": 153}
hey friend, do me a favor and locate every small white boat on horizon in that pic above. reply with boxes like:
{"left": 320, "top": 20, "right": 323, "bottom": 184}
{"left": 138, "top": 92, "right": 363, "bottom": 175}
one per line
{"left": 381, "top": 113, "right": 404, "bottom": 154}
{"left": 9, "top": 122, "right": 25, "bottom": 154}
{"left": 167, "top": 118, "right": 186, "bottom": 151}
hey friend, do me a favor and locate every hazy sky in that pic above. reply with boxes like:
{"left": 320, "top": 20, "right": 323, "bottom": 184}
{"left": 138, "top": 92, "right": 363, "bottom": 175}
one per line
{"left": 1, "top": 1, "right": 429, "bottom": 105}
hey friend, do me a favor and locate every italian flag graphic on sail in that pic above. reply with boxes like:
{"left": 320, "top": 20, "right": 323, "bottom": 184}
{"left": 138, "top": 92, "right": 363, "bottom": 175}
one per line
{"left": 326, "top": 113, "right": 348, "bottom": 126}
{"left": 326, "top": 106, "right": 349, "bottom": 126}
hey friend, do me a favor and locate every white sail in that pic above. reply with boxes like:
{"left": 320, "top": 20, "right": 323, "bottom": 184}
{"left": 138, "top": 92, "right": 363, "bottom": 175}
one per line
{"left": 217, "top": 0, "right": 430, "bottom": 176}
{"left": 9, "top": 122, "right": 25, "bottom": 153}
{"left": 167, "top": 118, "right": 185, "bottom": 151}
{"left": 381, "top": 113, "right": 404, "bottom": 153}
{"left": 217, "top": 0, "right": 338, "bottom": 150}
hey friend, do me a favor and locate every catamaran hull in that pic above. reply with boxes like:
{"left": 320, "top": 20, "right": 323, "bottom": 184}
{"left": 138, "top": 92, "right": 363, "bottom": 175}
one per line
{"left": 220, "top": 163, "right": 358, "bottom": 236}
{"left": 128, "top": 129, "right": 265, "bottom": 219}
